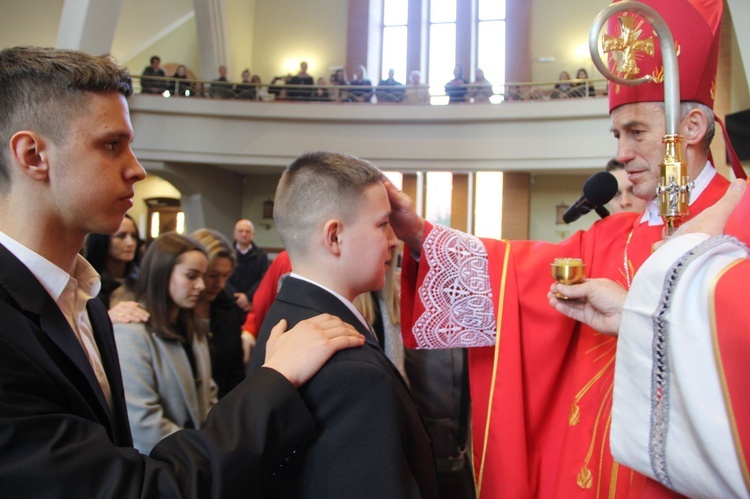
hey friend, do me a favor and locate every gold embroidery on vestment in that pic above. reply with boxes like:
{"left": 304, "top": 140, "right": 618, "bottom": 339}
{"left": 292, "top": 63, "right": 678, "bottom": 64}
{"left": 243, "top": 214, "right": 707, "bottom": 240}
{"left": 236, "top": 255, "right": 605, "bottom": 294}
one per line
{"left": 573, "top": 353, "right": 616, "bottom": 491}
{"left": 578, "top": 465, "right": 593, "bottom": 489}
{"left": 603, "top": 16, "right": 654, "bottom": 80}
{"left": 651, "top": 66, "right": 664, "bottom": 83}
{"left": 569, "top": 403, "right": 581, "bottom": 426}
{"left": 603, "top": 410, "right": 618, "bottom": 499}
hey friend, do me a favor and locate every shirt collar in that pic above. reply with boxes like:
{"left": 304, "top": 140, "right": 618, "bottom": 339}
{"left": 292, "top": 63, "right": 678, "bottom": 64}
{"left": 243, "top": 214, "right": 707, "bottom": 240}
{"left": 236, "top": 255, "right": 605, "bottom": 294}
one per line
{"left": 289, "top": 272, "right": 372, "bottom": 332}
{"left": 235, "top": 242, "right": 253, "bottom": 255}
{"left": 0, "top": 231, "right": 101, "bottom": 301}
{"left": 638, "top": 161, "right": 716, "bottom": 226}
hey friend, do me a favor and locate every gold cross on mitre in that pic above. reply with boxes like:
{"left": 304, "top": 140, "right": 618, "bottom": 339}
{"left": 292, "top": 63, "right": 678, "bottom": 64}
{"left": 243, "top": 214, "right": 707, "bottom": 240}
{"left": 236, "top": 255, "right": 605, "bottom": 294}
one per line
{"left": 602, "top": 15, "right": 655, "bottom": 79}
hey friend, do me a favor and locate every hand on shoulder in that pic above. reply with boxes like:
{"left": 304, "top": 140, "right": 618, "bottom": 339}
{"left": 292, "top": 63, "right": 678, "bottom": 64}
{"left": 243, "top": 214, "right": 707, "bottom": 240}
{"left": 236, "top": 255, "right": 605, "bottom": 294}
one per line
{"left": 263, "top": 314, "right": 365, "bottom": 387}
{"left": 109, "top": 301, "right": 150, "bottom": 324}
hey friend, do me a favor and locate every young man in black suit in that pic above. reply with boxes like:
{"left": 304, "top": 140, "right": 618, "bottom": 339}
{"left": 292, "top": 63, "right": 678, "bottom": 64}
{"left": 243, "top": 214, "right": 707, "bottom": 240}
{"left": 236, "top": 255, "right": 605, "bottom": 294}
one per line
{"left": 0, "top": 46, "right": 364, "bottom": 498}
{"left": 249, "top": 151, "right": 439, "bottom": 498}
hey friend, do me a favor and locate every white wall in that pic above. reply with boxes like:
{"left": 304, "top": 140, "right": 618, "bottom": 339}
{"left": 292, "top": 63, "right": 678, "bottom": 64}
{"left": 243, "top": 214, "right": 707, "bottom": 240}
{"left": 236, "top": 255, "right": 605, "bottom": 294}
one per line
{"left": 530, "top": 0, "right": 609, "bottom": 83}
{"left": 250, "top": 0, "right": 349, "bottom": 83}
{"left": 0, "top": 0, "right": 63, "bottom": 48}
{"left": 225, "top": 0, "right": 256, "bottom": 80}
{"left": 124, "top": 17, "right": 203, "bottom": 81}
{"left": 243, "top": 173, "right": 284, "bottom": 248}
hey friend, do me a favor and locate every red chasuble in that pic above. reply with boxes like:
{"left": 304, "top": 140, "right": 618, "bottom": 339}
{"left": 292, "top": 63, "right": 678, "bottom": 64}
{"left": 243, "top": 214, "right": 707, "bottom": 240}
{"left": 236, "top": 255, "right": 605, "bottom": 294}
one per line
{"left": 401, "top": 174, "right": 729, "bottom": 498}
{"left": 712, "top": 177, "right": 750, "bottom": 492}
{"left": 712, "top": 256, "right": 750, "bottom": 493}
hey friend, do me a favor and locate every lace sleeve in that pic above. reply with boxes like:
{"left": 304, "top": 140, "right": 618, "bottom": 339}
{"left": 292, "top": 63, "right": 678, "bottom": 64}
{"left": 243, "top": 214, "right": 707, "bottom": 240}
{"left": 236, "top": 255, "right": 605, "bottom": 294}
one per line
{"left": 412, "top": 225, "right": 497, "bottom": 348}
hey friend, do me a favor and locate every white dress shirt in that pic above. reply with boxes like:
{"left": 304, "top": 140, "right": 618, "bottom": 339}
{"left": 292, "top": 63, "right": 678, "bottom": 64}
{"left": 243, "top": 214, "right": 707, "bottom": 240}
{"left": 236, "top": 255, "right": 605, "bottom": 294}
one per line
{"left": 0, "top": 231, "right": 113, "bottom": 409}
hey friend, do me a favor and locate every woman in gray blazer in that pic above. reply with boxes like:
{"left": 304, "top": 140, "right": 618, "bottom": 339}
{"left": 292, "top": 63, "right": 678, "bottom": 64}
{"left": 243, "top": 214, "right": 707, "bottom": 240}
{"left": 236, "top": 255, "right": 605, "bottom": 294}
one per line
{"left": 115, "top": 232, "right": 218, "bottom": 454}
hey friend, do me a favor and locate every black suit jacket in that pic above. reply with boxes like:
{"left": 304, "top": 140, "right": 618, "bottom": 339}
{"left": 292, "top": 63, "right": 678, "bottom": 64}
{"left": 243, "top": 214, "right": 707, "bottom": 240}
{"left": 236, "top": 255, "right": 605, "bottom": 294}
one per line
{"left": 209, "top": 288, "right": 247, "bottom": 398}
{"left": 249, "top": 276, "right": 439, "bottom": 499}
{"left": 0, "top": 243, "right": 317, "bottom": 498}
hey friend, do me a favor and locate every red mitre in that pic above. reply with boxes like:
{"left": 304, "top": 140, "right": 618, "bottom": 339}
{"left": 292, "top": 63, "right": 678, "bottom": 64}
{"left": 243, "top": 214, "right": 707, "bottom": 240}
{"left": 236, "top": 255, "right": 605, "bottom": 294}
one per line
{"left": 606, "top": 0, "right": 722, "bottom": 113}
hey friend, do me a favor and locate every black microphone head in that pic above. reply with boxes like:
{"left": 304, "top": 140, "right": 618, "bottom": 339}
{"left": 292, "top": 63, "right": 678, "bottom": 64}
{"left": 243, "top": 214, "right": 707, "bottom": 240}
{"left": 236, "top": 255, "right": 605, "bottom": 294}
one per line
{"left": 582, "top": 171, "right": 618, "bottom": 206}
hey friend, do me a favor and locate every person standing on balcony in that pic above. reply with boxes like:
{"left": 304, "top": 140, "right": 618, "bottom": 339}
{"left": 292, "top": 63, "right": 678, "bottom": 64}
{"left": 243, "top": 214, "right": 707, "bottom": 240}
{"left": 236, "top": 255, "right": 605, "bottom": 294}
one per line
{"left": 141, "top": 55, "right": 166, "bottom": 94}
{"left": 444, "top": 64, "right": 468, "bottom": 103}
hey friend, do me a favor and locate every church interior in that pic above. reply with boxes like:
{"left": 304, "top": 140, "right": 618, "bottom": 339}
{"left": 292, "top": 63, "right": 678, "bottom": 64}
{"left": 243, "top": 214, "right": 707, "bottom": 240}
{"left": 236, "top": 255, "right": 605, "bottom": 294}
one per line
{"left": 2, "top": 0, "right": 748, "bottom": 250}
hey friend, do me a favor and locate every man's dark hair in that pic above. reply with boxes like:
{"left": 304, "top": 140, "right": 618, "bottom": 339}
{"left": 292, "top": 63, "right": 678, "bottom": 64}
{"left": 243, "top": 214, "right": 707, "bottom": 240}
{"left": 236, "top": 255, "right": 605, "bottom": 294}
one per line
{"left": 150, "top": 55, "right": 160, "bottom": 65}
{"left": 0, "top": 46, "right": 133, "bottom": 193}
{"left": 605, "top": 159, "right": 625, "bottom": 172}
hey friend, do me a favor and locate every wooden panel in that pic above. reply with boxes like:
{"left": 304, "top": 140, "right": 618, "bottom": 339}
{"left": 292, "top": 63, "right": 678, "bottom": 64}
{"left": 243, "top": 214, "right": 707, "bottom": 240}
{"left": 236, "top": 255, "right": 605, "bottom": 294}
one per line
{"left": 402, "top": 173, "right": 418, "bottom": 199}
{"left": 402, "top": 173, "right": 420, "bottom": 214}
{"left": 501, "top": 172, "right": 530, "bottom": 240}
{"left": 451, "top": 173, "right": 469, "bottom": 232}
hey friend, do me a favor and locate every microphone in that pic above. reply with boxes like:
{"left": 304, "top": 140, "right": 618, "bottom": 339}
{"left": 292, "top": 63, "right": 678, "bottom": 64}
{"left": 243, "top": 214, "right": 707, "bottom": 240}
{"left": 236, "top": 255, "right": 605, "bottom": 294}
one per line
{"left": 563, "top": 171, "right": 618, "bottom": 224}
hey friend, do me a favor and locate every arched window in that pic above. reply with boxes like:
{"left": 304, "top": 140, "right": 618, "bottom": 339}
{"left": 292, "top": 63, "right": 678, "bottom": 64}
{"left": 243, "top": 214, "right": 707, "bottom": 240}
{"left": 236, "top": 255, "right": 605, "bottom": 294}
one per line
{"left": 476, "top": 0, "right": 507, "bottom": 100}
{"left": 378, "top": 0, "right": 509, "bottom": 103}
{"left": 381, "top": 0, "right": 409, "bottom": 83}
{"left": 427, "top": 0, "right": 458, "bottom": 103}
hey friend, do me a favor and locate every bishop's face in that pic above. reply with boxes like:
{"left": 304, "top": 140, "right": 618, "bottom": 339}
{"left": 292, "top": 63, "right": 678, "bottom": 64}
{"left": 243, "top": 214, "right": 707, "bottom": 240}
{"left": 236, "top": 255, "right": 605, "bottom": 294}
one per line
{"left": 610, "top": 102, "right": 670, "bottom": 202}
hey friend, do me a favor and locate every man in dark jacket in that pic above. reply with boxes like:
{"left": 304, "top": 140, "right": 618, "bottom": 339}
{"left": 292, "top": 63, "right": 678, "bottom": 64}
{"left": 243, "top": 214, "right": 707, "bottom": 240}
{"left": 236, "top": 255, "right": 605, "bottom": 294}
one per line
{"left": 141, "top": 55, "right": 167, "bottom": 94}
{"left": 0, "top": 45, "right": 364, "bottom": 498}
{"left": 229, "top": 219, "right": 269, "bottom": 311}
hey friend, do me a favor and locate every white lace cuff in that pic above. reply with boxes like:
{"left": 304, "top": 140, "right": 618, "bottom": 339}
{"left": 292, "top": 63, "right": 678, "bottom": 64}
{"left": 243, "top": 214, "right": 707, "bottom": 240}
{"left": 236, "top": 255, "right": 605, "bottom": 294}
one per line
{"left": 412, "top": 225, "right": 497, "bottom": 348}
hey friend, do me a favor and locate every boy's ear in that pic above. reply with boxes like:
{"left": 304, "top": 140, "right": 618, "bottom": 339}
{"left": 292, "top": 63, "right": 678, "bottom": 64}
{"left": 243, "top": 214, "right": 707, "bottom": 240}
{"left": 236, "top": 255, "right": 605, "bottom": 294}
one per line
{"left": 323, "top": 219, "right": 343, "bottom": 256}
{"left": 9, "top": 131, "right": 50, "bottom": 181}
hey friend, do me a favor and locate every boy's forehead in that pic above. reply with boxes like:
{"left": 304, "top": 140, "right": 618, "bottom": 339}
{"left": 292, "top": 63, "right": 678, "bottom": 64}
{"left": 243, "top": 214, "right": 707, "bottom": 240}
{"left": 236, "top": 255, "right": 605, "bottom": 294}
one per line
{"left": 363, "top": 181, "right": 390, "bottom": 209}
{"left": 335, "top": 182, "right": 385, "bottom": 218}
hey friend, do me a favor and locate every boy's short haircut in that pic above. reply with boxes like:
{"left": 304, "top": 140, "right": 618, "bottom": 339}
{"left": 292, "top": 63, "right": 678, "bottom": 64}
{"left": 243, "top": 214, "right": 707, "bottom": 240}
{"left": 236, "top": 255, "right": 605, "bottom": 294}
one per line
{"left": 274, "top": 151, "right": 383, "bottom": 256}
{"left": 0, "top": 46, "right": 133, "bottom": 192}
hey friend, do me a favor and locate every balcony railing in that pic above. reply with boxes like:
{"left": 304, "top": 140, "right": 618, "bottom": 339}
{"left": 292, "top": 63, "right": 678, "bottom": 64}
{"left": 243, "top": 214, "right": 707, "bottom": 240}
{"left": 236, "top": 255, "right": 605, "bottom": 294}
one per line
{"left": 134, "top": 75, "right": 606, "bottom": 104}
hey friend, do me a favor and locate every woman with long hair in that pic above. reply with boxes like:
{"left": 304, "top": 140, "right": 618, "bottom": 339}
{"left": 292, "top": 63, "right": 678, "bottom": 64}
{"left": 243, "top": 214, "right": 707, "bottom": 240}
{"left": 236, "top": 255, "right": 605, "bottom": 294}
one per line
{"left": 352, "top": 245, "right": 405, "bottom": 378}
{"left": 85, "top": 213, "right": 149, "bottom": 323}
{"left": 191, "top": 228, "right": 246, "bottom": 398}
{"left": 171, "top": 64, "right": 192, "bottom": 96}
{"left": 551, "top": 70, "right": 572, "bottom": 98}
{"left": 114, "top": 232, "right": 217, "bottom": 453}
{"left": 570, "top": 67, "right": 596, "bottom": 97}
